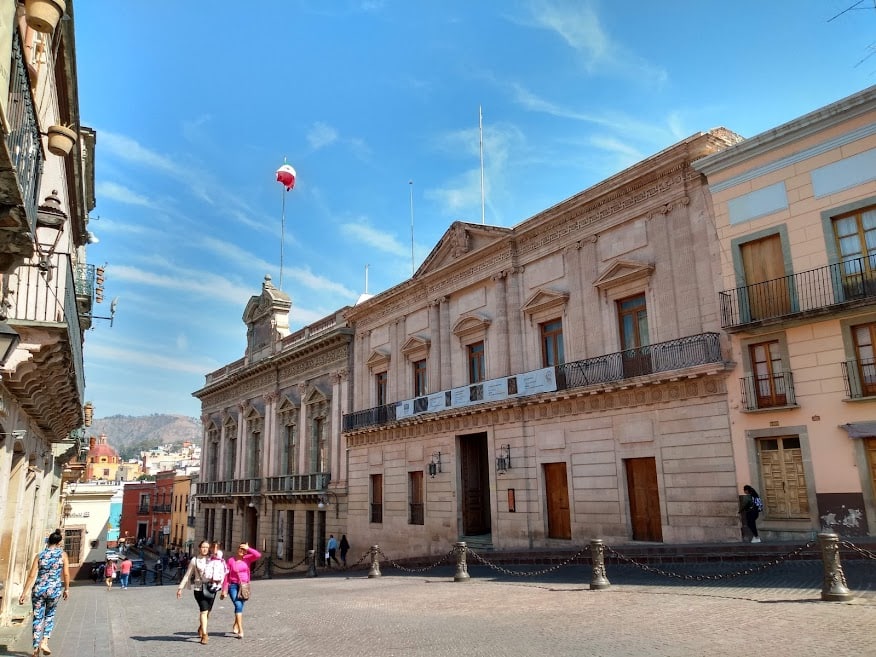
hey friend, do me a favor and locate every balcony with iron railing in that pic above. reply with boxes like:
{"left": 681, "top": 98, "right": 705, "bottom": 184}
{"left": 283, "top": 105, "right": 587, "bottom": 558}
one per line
{"left": 137, "top": 505, "right": 150, "bottom": 515}
{"left": 195, "top": 477, "right": 262, "bottom": 497}
{"left": 719, "top": 257, "right": 876, "bottom": 329}
{"left": 4, "top": 254, "right": 85, "bottom": 435}
{"left": 740, "top": 371, "right": 797, "bottom": 411}
{"left": 344, "top": 332, "right": 724, "bottom": 432}
{"left": 841, "top": 358, "right": 876, "bottom": 400}
{"left": 265, "top": 472, "right": 330, "bottom": 495}
{"left": 0, "top": 29, "right": 44, "bottom": 243}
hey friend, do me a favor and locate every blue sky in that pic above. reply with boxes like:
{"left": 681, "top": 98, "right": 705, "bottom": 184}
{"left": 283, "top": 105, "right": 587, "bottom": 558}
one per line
{"left": 75, "top": 1, "right": 876, "bottom": 419}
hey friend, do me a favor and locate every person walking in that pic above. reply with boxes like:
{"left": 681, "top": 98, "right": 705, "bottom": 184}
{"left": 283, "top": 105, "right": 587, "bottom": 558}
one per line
{"left": 176, "top": 540, "right": 221, "bottom": 645}
{"left": 17, "top": 529, "right": 70, "bottom": 657}
{"left": 222, "top": 542, "right": 261, "bottom": 639}
{"left": 339, "top": 534, "right": 350, "bottom": 568}
{"left": 740, "top": 485, "right": 764, "bottom": 543}
{"left": 326, "top": 534, "right": 340, "bottom": 568}
{"left": 119, "top": 556, "right": 132, "bottom": 589}
{"left": 104, "top": 558, "right": 116, "bottom": 590}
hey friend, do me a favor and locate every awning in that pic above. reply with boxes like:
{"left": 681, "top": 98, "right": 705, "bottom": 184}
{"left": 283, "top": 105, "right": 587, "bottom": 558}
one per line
{"left": 839, "top": 421, "right": 876, "bottom": 439}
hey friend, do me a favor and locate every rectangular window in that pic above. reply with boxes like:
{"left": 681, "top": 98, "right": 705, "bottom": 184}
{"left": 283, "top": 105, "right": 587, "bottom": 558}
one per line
{"left": 833, "top": 205, "right": 876, "bottom": 295}
{"left": 409, "top": 471, "right": 424, "bottom": 525}
{"left": 376, "top": 371, "right": 388, "bottom": 406}
{"left": 370, "top": 474, "right": 383, "bottom": 524}
{"left": 749, "top": 340, "right": 787, "bottom": 408}
{"left": 540, "top": 319, "right": 564, "bottom": 367}
{"left": 249, "top": 431, "right": 261, "bottom": 478}
{"left": 225, "top": 432, "right": 237, "bottom": 480}
{"left": 284, "top": 424, "right": 297, "bottom": 475}
{"left": 311, "top": 418, "right": 325, "bottom": 472}
{"left": 138, "top": 494, "right": 150, "bottom": 514}
{"left": 468, "top": 341, "right": 485, "bottom": 383}
{"left": 617, "top": 294, "right": 651, "bottom": 377}
{"left": 64, "top": 528, "right": 83, "bottom": 565}
{"left": 852, "top": 322, "right": 876, "bottom": 397}
{"left": 413, "top": 359, "right": 427, "bottom": 397}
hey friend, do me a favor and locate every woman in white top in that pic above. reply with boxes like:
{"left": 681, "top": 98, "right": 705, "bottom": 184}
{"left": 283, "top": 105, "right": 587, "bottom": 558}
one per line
{"left": 176, "top": 540, "right": 221, "bottom": 645}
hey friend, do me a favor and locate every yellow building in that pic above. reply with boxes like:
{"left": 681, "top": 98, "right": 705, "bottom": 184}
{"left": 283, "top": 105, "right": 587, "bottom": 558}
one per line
{"left": 85, "top": 434, "right": 121, "bottom": 482}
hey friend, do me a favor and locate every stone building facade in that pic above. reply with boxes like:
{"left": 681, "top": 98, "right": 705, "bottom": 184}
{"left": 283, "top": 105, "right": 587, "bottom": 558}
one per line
{"left": 342, "top": 130, "right": 745, "bottom": 558}
{"left": 192, "top": 276, "right": 353, "bottom": 564}
{"left": 694, "top": 85, "right": 876, "bottom": 540}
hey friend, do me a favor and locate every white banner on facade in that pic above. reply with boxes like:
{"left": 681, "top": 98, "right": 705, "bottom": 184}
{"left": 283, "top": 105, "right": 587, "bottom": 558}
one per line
{"left": 395, "top": 366, "right": 558, "bottom": 419}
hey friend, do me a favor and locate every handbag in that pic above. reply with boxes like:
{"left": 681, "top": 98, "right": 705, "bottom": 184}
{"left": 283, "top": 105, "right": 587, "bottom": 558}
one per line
{"left": 238, "top": 582, "right": 251, "bottom": 600}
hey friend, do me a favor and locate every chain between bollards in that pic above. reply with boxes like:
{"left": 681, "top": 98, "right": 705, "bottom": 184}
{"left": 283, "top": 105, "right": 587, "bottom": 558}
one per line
{"left": 589, "top": 538, "right": 610, "bottom": 590}
{"left": 819, "top": 531, "right": 852, "bottom": 601}
{"left": 368, "top": 545, "right": 381, "bottom": 578}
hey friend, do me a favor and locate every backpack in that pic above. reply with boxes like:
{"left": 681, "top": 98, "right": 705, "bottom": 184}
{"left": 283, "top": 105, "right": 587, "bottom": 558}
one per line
{"left": 752, "top": 496, "right": 764, "bottom": 512}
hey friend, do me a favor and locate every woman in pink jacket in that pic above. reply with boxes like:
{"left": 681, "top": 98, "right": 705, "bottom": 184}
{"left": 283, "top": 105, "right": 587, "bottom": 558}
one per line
{"left": 222, "top": 542, "right": 260, "bottom": 639}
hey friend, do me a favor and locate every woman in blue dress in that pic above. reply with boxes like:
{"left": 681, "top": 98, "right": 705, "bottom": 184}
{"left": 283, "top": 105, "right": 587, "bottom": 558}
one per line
{"left": 18, "top": 529, "right": 70, "bottom": 657}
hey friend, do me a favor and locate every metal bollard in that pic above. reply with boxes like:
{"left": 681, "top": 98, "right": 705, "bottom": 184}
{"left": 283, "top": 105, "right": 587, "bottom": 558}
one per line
{"left": 306, "top": 550, "right": 318, "bottom": 578}
{"left": 818, "top": 531, "right": 852, "bottom": 601}
{"left": 453, "top": 542, "right": 470, "bottom": 582}
{"left": 368, "top": 545, "right": 382, "bottom": 578}
{"left": 265, "top": 554, "right": 272, "bottom": 580}
{"left": 589, "top": 539, "right": 611, "bottom": 590}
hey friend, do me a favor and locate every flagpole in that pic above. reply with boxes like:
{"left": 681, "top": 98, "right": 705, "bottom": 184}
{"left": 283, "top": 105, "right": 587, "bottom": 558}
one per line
{"left": 280, "top": 182, "right": 286, "bottom": 289}
{"left": 479, "top": 105, "right": 485, "bottom": 225}
{"left": 409, "top": 180, "right": 415, "bottom": 276}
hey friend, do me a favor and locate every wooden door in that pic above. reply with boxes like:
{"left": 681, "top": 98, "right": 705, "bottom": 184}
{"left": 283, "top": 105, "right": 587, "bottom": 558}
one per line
{"left": 460, "top": 434, "right": 490, "bottom": 535}
{"left": 544, "top": 462, "right": 571, "bottom": 540}
{"left": 865, "top": 438, "right": 876, "bottom": 499}
{"left": 852, "top": 323, "right": 876, "bottom": 397}
{"left": 617, "top": 294, "right": 651, "bottom": 377}
{"left": 625, "top": 458, "right": 663, "bottom": 542}
{"left": 758, "top": 436, "right": 809, "bottom": 518}
{"left": 741, "top": 235, "right": 789, "bottom": 320}
{"left": 749, "top": 340, "right": 786, "bottom": 408}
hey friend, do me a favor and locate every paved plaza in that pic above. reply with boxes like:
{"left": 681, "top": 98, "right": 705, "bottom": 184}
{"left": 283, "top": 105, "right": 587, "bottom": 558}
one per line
{"left": 5, "top": 559, "right": 876, "bottom": 657}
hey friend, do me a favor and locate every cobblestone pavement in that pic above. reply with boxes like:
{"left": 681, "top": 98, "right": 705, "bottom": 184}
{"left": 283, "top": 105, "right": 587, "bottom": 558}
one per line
{"left": 7, "top": 559, "right": 876, "bottom": 657}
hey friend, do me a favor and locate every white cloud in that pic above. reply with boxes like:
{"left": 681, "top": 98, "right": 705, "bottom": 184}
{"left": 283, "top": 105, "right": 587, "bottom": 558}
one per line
{"left": 524, "top": 1, "right": 668, "bottom": 84}
{"left": 109, "top": 263, "right": 254, "bottom": 306}
{"left": 95, "top": 181, "right": 153, "bottom": 207}
{"left": 340, "top": 222, "right": 409, "bottom": 258}
{"left": 308, "top": 122, "right": 339, "bottom": 150}
{"left": 86, "top": 341, "right": 217, "bottom": 375}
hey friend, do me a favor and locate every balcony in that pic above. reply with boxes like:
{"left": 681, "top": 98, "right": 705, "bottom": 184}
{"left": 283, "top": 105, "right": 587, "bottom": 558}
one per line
{"left": 137, "top": 506, "right": 150, "bottom": 515}
{"left": 195, "top": 477, "right": 262, "bottom": 497}
{"left": 265, "top": 472, "right": 330, "bottom": 495}
{"left": 4, "top": 253, "right": 85, "bottom": 437}
{"left": 74, "top": 262, "right": 96, "bottom": 330}
{"left": 344, "top": 332, "right": 724, "bottom": 432}
{"left": 719, "top": 258, "right": 876, "bottom": 329}
{"left": 740, "top": 372, "right": 796, "bottom": 411}
{"left": 842, "top": 358, "right": 876, "bottom": 399}
{"left": 0, "top": 29, "right": 44, "bottom": 271}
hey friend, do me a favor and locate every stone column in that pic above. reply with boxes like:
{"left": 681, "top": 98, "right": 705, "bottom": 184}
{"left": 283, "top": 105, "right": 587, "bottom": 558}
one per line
{"left": 506, "top": 268, "right": 525, "bottom": 374}
{"left": 439, "top": 297, "right": 451, "bottom": 389}
{"left": 429, "top": 299, "right": 442, "bottom": 390}
{"left": 492, "top": 271, "right": 510, "bottom": 376}
{"left": 297, "top": 384, "right": 308, "bottom": 475}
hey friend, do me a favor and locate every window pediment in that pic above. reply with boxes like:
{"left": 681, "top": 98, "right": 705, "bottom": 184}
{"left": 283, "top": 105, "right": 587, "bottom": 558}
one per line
{"left": 367, "top": 349, "right": 391, "bottom": 370}
{"left": 401, "top": 335, "right": 431, "bottom": 361}
{"left": 304, "top": 385, "right": 329, "bottom": 405}
{"left": 593, "top": 259, "right": 655, "bottom": 291}
{"left": 521, "top": 288, "right": 569, "bottom": 318}
{"left": 452, "top": 313, "right": 491, "bottom": 341}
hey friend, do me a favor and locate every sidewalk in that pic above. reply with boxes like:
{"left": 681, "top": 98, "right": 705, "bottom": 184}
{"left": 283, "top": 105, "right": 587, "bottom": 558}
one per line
{"left": 5, "top": 557, "right": 875, "bottom": 657}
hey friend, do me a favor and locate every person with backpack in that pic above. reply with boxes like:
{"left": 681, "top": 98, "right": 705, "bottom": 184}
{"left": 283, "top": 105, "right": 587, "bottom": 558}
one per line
{"left": 740, "top": 485, "right": 764, "bottom": 543}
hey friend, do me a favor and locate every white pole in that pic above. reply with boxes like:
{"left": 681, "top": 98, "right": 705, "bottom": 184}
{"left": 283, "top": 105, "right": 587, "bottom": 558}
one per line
{"left": 409, "top": 180, "right": 415, "bottom": 275}
{"left": 479, "top": 105, "right": 485, "bottom": 225}
{"left": 280, "top": 185, "right": 286, "bottom": 289}
{"left": 365, "top": 264, "right": 369, "bottom": 294}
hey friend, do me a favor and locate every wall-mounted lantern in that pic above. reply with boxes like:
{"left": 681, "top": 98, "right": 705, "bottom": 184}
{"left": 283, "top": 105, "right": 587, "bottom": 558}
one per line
{"left": 496, "top": 444, "right": 511, "bottom": 474}
{"left": 428, "top": 452, "right": 442, "bottom": 478}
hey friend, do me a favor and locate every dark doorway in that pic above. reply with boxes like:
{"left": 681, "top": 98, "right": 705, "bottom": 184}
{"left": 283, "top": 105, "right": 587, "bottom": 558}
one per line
{"left": 544, "top": 462, "right": 571, "bottom": 539}
{"left": 459, "top": 433, "right": 491, "bottom": 536}
{"left": 625, "top": 457, "right": 663, "bottom": 541}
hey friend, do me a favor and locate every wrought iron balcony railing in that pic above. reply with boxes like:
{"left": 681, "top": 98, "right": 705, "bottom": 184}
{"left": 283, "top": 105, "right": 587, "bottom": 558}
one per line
{"left": 841, "top": 358, "right": 876, "bottom": 399}
{"left": 719, "top": 257, "right": 876, "bottom": 328}
{"left": 344, "top": 332, "right": 723, "bottom": 432}
{"left": 195, "top": 477, "right": 262, "bottom": 497}
{"left": 5, "top": 29, "right": 44, "bottom": 235}
{"left": 740, "top": 371, "right": 796, "bottom": 410}
{"left": 265, "top": 472, "right": 330, "bottom": 494}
